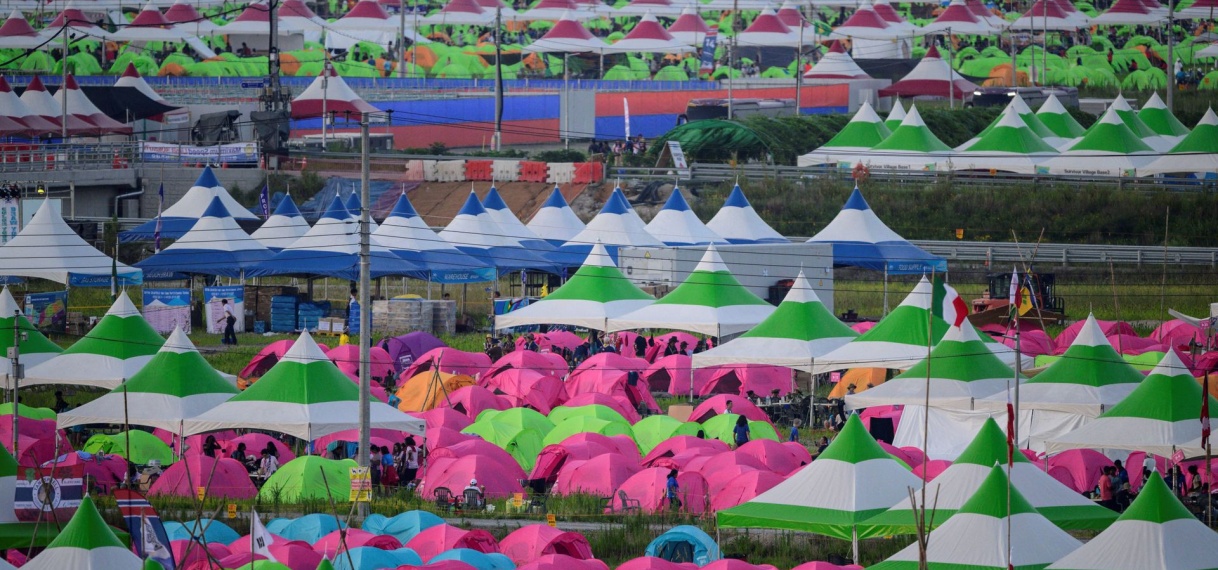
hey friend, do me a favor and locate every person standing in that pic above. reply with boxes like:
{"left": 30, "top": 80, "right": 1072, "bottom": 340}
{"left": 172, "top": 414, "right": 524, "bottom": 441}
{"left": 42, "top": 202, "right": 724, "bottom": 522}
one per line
{"left": 732, "top": 415, "right": 750, "bottom": 448}
{"left": 401, "top": 437, "right": 420, "bottom": 486}
{"left": 666, "top": 469, "right": 682, "bottom": 511}
{"left": 218, "top": 299, "right": 237, "bottom": 345}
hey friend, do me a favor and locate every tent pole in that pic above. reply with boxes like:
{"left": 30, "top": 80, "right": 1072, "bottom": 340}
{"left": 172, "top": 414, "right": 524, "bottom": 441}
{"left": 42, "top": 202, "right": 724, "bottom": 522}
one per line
{"left": 851, "top": 526, "right": 858, "bottom": 565}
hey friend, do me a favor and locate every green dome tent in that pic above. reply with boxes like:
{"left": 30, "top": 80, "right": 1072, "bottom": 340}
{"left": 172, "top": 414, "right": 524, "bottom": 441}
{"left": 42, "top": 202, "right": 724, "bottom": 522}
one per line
{"left": 83, "top": 431, "right": 174, "bottom": 466}
{"left": 259, "top": 457, "right": 358, "bottom": 503}
{"left": 653, "top": 65, "right": 689, "bottom": 81}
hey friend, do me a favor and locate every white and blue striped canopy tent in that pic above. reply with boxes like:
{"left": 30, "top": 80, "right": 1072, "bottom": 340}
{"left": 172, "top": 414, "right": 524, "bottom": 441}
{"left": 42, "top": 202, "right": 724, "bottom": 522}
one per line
{"left": 251, "top": 194, "right": 310, "bottom": 251}
{"left": 343, "top": 190, "right": 380, "bottom": 233}
{"left": 644, "top": 187, "right": 726, "bottom": 246}
{"left": 373, "top": 193, "right": 496, "bottom": 283}
{"left": 807, "top": 186, "right": 945, "bottom": 274}
{"left": 135, "top": 197, "right": 273, "bottom": 279}
{"left": 121, "top": 167, "right": 258, "bottom": 241}
{"left": 556, "top": 187, "right": 663, "bottom": 266}
{"left": 706, "top": 184, "right": 787, "bottom": 244}
{"left": 0, "top": 199, "right": 141, "bottom": 286}
{"left": 248, "top": 196, "right": 425, "bottom": 280}
{"left": 437, "top": 192, "right": 559, "bottom": 274}
{"left": 481, "top": 185, "right": 555, "bottom": 252}
{"left": 526, "top": 186, "right": 586, "bottom": 246}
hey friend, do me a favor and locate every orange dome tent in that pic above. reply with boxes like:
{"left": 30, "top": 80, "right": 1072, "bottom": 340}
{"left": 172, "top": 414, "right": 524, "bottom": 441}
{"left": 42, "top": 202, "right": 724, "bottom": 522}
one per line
{"left": 982, "top": 62, "right": 1030, "bottom": 87}
{"left": 395, "top": 371, "right": 477, "bottom": 412}
{"left": 828, "top": 368, "right": 887, "bottom": 399}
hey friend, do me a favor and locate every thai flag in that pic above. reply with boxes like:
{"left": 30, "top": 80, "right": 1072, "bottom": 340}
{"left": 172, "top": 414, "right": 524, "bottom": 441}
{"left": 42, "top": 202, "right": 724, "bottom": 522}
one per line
{"left": 115, "top": 490, "right": 175, "bottom": 570}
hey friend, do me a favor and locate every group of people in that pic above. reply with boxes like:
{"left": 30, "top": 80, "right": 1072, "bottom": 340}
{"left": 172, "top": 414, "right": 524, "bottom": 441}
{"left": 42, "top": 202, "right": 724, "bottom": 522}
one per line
{"left": 202, "top": 435, "right": 283, "bottom": 480}
{"left": 340, "top": 436, "right": 422, "bottom": 495}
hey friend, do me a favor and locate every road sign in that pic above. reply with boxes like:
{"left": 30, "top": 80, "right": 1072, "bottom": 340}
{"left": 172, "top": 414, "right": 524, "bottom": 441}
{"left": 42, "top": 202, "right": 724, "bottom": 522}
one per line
{"left": 241, "top": 80, "right": 267, "bottom": 88}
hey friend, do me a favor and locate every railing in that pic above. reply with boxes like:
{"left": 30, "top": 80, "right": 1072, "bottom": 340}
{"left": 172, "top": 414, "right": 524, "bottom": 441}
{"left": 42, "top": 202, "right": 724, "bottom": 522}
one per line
{"left": 909, "top": 240, "right": 1218, "bottom": 267}
{"left": 606, "top": 164, "right": 1218, "bottom": 192}
{"left": 0, "top": 142, "right": 137, "bottom": 173}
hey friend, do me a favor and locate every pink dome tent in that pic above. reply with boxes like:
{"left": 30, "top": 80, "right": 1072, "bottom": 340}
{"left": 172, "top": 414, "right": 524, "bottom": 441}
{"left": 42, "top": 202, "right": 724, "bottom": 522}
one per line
{"left": 641, "top": 436, "right": 728, "bottom": 466}
{"left": 612, "top": 468, "right": 708, "bottom": 514}
{"left": 240, "top": 339, "right": 330, "bottom": 382}
{"left": 1044, "top": 449, "right": 1112, "bottom": 493}
{"left": 707, "top": 468, "right": 784, "bottom": 511}
{"left": 565, "top": 361, "right": 659, "bottom": 413}
{"left": 980, "top": 325, "right": 1053, "bottom": 357}
{"left": 688, "top": 395, "right": 769, "bottom": 424}
{"left": 328, "top": 344, "right": 395, "bottom": 381}
{"left": 912, "top": 459, "right": 952, "bottom": 481}
{"left": 1053, "top": 319, "right": 1135, "bottom": 353}
{"left": 149, "top": 455, "right": 257, "bottom": 499}
{"left": 530, "top": 433, "right": 640, "bottom": 483}
{"left": 484, "top": 369, "right": 565, "bottom": 414}
{"left": 423, "top": 455, "right": 524, "bottom": 498}
{"left": 422, "top": 426, "right": 475, "bottom": 453}
{"left": 499, "top": 524, "right": 594, "bottom": 566}
{"left": 516, "top": 331, "right": 585, "bottom": 354}
{"left": 644, "top": 332, "right": 698, "bottom": 362}
{"left": 517, "top": 554, "right": 610, "bottom": 570}
{"left": 430, "top": 439, "right": 522, "bottom": 475}
{"left": 643, "top": 355, "right": 713, "bottom": 395}
{"left": 218, "top": 433, "right": 295, "bottom": 463}
{"left": 291, "top": 65, "right": 382, "bottom": 120}
{"left": 410, "top": 407, "right": 473, "bottom": 432}
{"left": 1152, "top": 319, "right": 1209, "bottom": 349}
{"left": 406, "top": 524, "right": 499, "bottom": 561}
{"left": 439, "top": 385, "right": 510, "bottom": 419}
{"left": 554, "top": 454, "right": 642, "bottom": 496}
{"left": 647, "top": 447, "right": 721, "bottom": 472}
{"left": 314, "top": 428, "right": 412, "bottom": 452}
{"left": 699, "top": 365, "right": 793, "bottom": 397}
{"left": 42, "top": 451, "right": 127, "bottom": 493}
{"left": 486, "top": 350, "right": 568, "bottom": 380}
{"left": 618, "top": 558, "right": 700, "bottom": 570}
{"left": 736, "top": 440, "right": 811, "bottom": 474}
{"left": 878, "top": 46, "right": 978, "bottom": 100}
{"left": 1106, "top": 334, "right": 1165, "bottom": 355}
{"left": 314, "top": 528, "right": 402, "bottom": 556}
{"left": 171, "top": 540, "right": 231, "bottom": 569}
{"left": 402, "top": 348, "right": 491, "bottom": 381}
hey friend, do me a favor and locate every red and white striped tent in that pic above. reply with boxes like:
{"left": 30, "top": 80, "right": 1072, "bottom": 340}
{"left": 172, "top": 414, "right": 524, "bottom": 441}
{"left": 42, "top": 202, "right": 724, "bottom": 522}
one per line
{"left": 803, "top": 41, "right": 871, "bottom": 81}
{"left": 115, "top": 64, "right": 186, "bottom": 123}
{"left": 1179, "top": 0, "right": 1216, "bottom": 17}
{"left": 279, "top": 0, "right": 328, "bottom": 41}
{"left": 736, "top": 8, "right": 803, "bottom": 47}
{"left": 0, "top": 77, "right": 35, "bottom": 136}
{"left": 829, "top": 2, "right": 901, "bottom": 39}
{"left": 522, "top": 12, "right": 608, "bottom": 53}
{"left": 965, "top": 0, "right": 1007, "bottom": 27}
{"left": 667, "top": 6, "right": 712, "bottom": 45}
{"left": 291, "top": 66, "right": 381, "bottom": 119}
{"left": 0, "top": 76, "right": 58, "bottom": 135}
{"left": 422, "top": 0, "right": 497, "bottom": 26}
{"left": 872, "top": 0, "right": 917, "bottom": 33}
{"left": 0, "top": 9, "right": 45, "bottom": 49}
{"left": 616, "top": 0, "right": 684, "bottom": 17}
{"left": 776, "top": 0, "right": 815, "bottom": 36}
{"left": 518, "top": 0, "right": 600, "bottom": 21}
{"left": 1010, "top": 0, "right": 1087, "bottom": 29}
{"left": 604, "top": 12, "right": 694, "bottom": 53}
{"left": 473, "top": 0, "right": 519, "bottom": 18}
{"left": 165, "top": 0, "right": 219, "bottom": 33}
{"left": 18, "top": 76, "right": 97, "bottom": 136}
{"left": 1090, "top": 0, "right": 1162, "bottom": 25}
{"left": 326, "top": 0, "right": 429, "bottom": 50}
{"left": 53, "top": 74, "right": 133, "bottom": 135}
{"left": 111, "top": 1, "right": 191, "bottom": 43}
{"left": 878, "top": 45, "right": 978, "bottom": 100}
{"left": 47, "top": 3, "right": 110, "bottom": 38}
{"left": 918, "top": 0, "right": 998, "bottom": 35}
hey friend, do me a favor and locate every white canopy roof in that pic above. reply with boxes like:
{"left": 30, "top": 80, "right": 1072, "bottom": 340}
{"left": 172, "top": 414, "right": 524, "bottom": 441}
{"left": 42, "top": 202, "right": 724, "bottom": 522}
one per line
{"left": 0, "top": 199, "right": 141, "bottom": 285}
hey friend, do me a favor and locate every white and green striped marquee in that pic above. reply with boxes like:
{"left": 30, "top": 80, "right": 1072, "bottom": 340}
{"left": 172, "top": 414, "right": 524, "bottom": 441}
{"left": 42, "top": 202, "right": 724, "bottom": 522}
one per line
{"left": 23, "top": 292, "right": 163, "bottom": 389}
{"left": 0, "top": 286, "right": 61, "bottom": 380}
{"left": 23, "top": 496, "right": 141, "bottom": 570}
{"left": 1047, "top": 473, "right": 1218, "bottom": 570}
{"left": 693, "top": 270, "right": 857, "bottom": 372}
{"left": 869, "top": 465, "right": 1082, "bottom": 570}
{"left": 183, "top": 331, "right": 424, "bottom": 441}
{"left": 1047, "top": 349, "right": 1218, "bottom": 458}
{"left": 607, "top": 244, "right": 775, "bottom": 337}
{"left": 57, "top": 326, "right": 238, "bottom": 433}
{"left": 718, "top": 414, "right": 921, "bottom": 562}
{"left": 863, "top": 418, "right": 1117, "bottom": 535}
{"left": 494, "top": 242, "right": 654, "bottom": 331}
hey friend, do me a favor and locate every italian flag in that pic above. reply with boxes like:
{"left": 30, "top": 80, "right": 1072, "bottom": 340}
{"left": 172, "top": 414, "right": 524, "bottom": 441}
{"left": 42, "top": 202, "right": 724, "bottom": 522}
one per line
{"left": 932, "top": 276, "right": 968, "bottom": 327}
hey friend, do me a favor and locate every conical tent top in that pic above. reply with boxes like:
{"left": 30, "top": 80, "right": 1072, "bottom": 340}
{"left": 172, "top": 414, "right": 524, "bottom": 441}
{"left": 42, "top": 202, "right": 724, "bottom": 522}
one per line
{"left": 482, "top": 186, "right": 509, "bottom": 211}
{"left": 1036, "top": 93, "right": 1086, "bottom": 138}
{"left": 1118, "top": 472, "right": 1194, "bottom": 524}
{"left": 1100, "top": 349, "right": 1218, "bottom": 421}
{"left": 1029, "top": 313, "right": 1144, "bottom": 387}
{"left": 893, "top": 324, "right": 1018, "bottom": 381}
{"left": 457, "top": 191, "right": 488, "bottom": 216}
{"left": 849, "top": 100, "right": 884, "bottom": 124}
{"left": 1067, "top": 107, "right": 1154, "bottom": 153}
{"left": 115, "top": 324, "right": 237, "bottom": 397}
{"left": 723, "top": 184, "right": 750, "bottom": 208}
{"left": 1139, "top": 92, "right": 1190, "bottom": 137}
{"left": 957, "top": 464, "right": 1038, "bottom": 518}
{"left": 660, "top": 187, "right": 693, "bottom": 212}
{"left": 817, "top": 413, "right": 893, "bottom": 463}
{"left": 541, "top": 186, "right": 569, "bottom": 208}
{"left": 965, "top": 107, "right": 1058, "bottom": 153}
{"left": 194, "top": 166, "right": 221, "bottom": 189}
{"left": 1106, "top": 94, "right": 1159, "bottom": 138}
{"left": 691, "top": 243, "right": 729, "bottom": 273}
{"left": 0, "top": 443, "right": 16, "bottom": 478}
{"left": 885, "top": 99, "right": 906, "bottom": 128}
{"left": 954, "top": 417, "right": 1030, "bottom": 466}
{"left": 0, "top": 286, "right": 17, "bottom": 315}
{"left": 272, "top": 194, "right": 303, "bottom": 217}
{"left": 316, "top": 559, "right": 336, "bottom": 570}
{"left": 160, "top": 324, "right": 197, "bottom": 354}
{"left": 386, "top": 193, "right": 420, "bottom": 219}
{"left": 600, "top": 188, "right": 632, "bottom": 215}
{"left": 582, "top": 241, "right": 615, "bottom": 268}
{"left": 344, "top": 191, "right": 362, "bottom": 214}
{"left": 1167, "top": 108, "right": 1218, "bottom": 153}
{"left": 43, "top": 496, "right": 127, "bottom": 551}
{"left": 106, "top": 291, "right": 142, "bottom": 318}
{"left": 230, "top": 331, "right": 358, "bottom": 404}
{"left": 779, "top": 270, "right": 824, "bottom": 305}
{"left": 121, "top": 63, "right": 141, "bottom": 78}
{"left": 200, "top": 196, "right": 233, "bottom": 220}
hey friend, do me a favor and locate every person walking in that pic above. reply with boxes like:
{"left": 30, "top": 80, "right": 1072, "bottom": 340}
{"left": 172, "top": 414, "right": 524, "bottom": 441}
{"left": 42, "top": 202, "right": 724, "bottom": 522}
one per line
{"left": 218, "top": 299, "right": 237, "bottom": 345}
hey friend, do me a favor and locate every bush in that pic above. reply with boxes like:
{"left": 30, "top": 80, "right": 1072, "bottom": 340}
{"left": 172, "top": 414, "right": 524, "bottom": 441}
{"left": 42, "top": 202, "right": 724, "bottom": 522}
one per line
{"left": 532, "top": 149, "right": 588, "bottom": 163}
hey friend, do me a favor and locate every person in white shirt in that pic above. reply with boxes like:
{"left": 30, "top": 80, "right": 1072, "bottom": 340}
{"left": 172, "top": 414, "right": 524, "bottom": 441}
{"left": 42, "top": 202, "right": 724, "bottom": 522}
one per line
{"left": 258, "top": 449, "right": 279, "bottom": 480}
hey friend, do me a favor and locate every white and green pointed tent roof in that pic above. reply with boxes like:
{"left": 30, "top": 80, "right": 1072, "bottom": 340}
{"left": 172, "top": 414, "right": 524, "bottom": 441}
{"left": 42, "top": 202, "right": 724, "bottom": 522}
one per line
{"left": 494, "top": 242, "right": 654, "bottom": 331}
{"left": 1047, "top": 349, "right": 1218, "bottom": 457}
{"left": 1036, "top": 93, "right": 1086, "bottom": 139}
{"left": 57, "top": 326, "right": 238, "bottom": 433}
{"left": 868, "top": 465, "right": 1082, "bottom": 570}
{"left": 692, "top": 270, "right": 857, "bottom": 372}
{"left": 606, "top": 244, "right": 775, "bottom": 337}
{"left": 1143, "top": 108, "right": 1218, "bottom": 176}
{"left": 799, "top": 101, "right": 892, "bottom": 166}
{"left": 845, "top": 324, "right": 1023, "bottom": 411}
{"left": 717, "top": 413, "right": 921, "bottom": 541}
{"left": 23, "top": 496, "right": 141, "bottom": 570}
{"left": 954, "top": 106, "right": 1059, "bottom": 174}
{"left": 966, "top": 93, "right": 1062, "bottom": 146}
{"left": 0, "top": 286, "right": 61, "bottom": 379}
{"left": 1047, "top": 106, "right": 1157, "bottom": 175}
{"left": 182, "top": 331, "right": 424, "bottom": 441}
{"left": 1047, "top": 473, "right": 1218, "bottom": 570}
{"left": 811, "top": 278, "right": 1018, "bottom": 374}
{"left": 23, "top": 292, "right": 163, "bottom": 389}
{"left": 978, "top": 314, "right": 1144, "bottom": 417}
{"left": 884, "top": 100, "right": 907, "bottom": 132}
{"left": 863, "top": 418, "right": 1117, "bottom": 535}
{"left": 870, "top": 104, "right": 952, "bottom": 153}
{"left": 1137, "top": 92, "right": 1190, "bottom": 138}
{"left": 1104, "top": 94, "right": 1162, "bottom": 140}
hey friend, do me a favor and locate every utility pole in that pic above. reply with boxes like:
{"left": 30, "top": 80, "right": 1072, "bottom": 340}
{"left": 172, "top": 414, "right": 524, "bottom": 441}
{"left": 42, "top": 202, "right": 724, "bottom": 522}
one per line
{"left": 268, "top": 0, "right": 283, "bottom": 111}
{"left": 492, "top": 5, "right": 504, "bottom": 150}
{"left": 398, "top": 0, "right": 406, "bottom": 78}
{"left": 356, "top": 114, "right": 372, "bottom": 517}
{"left": 9, "top": 310, "right": 22, "bottom": 459}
